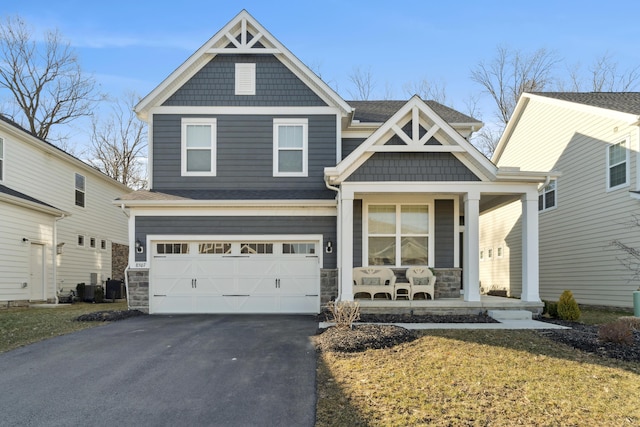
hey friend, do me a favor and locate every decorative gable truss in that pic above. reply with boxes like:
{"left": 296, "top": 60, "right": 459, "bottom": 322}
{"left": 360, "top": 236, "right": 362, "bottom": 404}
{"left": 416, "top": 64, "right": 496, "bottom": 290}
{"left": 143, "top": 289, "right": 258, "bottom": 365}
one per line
{"left": 135, "top": 10, "right": 352, "bottom": 120}
{"left": 325, "top": 96, "right": 498, "bottom": 184}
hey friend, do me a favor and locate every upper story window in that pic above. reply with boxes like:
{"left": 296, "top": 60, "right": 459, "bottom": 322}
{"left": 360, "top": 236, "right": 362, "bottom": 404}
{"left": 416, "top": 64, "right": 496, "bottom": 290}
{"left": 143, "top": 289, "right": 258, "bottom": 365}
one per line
{"left": 367, "top": 204, "right": 429, "bottom": 267}
{"left": 75, "top": 173, "right": 85, "bottom": 207}
{"left": 607, "top": 139, "right": 629, "bottom": 190}
{"left": 0, "top": 137, "right": 4, "bottom": 181}
{"left": 273, "top": 118, "right": 308, "bottom": 177}
{"left": 181, "top": 118, "right": 216, "bottom": 176}
{"left": 539, "top": 179, "right": 557, "bottom": 212}
{"left": 235, "top": 63, "right": 256, "bottom": 95}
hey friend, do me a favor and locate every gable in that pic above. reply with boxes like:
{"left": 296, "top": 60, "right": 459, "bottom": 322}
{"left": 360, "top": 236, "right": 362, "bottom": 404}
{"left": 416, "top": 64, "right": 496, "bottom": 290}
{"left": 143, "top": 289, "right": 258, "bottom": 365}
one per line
{"left": 162, "top": 55, "right": 327, "bottom": 107}
{"left": 136, "top": 10, "right": 352, "bottom": 120}
{"left": 326, "top": 96, "right": 496, "bottom": 184}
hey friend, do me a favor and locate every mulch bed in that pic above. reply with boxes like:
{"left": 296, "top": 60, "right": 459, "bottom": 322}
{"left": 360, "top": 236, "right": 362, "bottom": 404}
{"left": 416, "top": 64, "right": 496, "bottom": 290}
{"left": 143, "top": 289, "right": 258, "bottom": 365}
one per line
{"left": 75, "top": 310, "right": 146, "bottom": 322}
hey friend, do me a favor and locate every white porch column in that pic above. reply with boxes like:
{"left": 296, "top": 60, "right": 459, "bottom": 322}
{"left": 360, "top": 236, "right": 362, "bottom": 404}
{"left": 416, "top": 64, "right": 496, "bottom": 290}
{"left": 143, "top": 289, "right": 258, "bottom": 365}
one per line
{"left": 521, "top": 191, "right": 541, "bottom": 302}
{"left": 340, "top": 192, "right": 354, "bottom": 301}
{"left": 463, "top": 191, "right": 481, "bottom": 301}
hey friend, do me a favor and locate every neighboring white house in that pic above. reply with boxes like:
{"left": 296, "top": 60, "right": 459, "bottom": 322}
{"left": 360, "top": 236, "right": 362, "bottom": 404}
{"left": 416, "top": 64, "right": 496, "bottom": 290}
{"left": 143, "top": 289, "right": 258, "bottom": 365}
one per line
{"left": 480, "top": 92, "right": 640, "bottom": 308}
{"left": 0, "top": 115, "right": 130, "bottom": 305}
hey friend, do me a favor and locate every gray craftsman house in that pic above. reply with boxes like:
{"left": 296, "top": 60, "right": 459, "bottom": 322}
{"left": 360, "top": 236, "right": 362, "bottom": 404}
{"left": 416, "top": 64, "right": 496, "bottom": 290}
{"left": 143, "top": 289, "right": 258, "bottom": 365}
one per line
{"left": 118, "top": 10, "right": 550, "bottom": 314}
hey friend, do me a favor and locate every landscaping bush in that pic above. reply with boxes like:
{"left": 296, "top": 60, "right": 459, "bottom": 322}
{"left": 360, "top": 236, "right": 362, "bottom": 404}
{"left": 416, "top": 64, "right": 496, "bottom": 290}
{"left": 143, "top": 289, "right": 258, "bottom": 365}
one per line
{"left": 557, "top": 290, "right": 581, "bottom": 321}
{"left": 543, "top": 300, "right": 559, "bottom": 318}
{"left": 598, "top": 319, "right": 634, "bottom": 345}
{"left": 326, "top": 300, "right": 360, "bottom": 329}
{"left": 94, "top": 286, "right": 104, "bottom": 303}
{"left": 76, "top": 283, "right": 86, "bottom": 301}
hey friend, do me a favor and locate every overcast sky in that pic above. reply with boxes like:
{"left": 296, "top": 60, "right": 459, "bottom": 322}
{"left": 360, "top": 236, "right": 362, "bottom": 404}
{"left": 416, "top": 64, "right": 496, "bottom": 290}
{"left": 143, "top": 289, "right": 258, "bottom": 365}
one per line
{"left": 3, "top": 0, "right": 640, "bottom": 147}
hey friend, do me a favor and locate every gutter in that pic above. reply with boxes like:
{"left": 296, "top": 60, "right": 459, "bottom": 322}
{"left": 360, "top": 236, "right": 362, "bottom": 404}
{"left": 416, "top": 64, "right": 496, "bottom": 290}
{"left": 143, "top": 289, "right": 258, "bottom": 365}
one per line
{"left": 324, "top": 177, "right": 342, "bottom": 302}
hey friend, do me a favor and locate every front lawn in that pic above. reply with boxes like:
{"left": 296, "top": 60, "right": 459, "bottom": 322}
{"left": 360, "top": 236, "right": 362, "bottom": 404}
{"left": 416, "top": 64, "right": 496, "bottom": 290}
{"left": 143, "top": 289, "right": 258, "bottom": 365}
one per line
{"left": 0, "top": 302, "right": 128, "bottom": 353}
{"left": 316, "top": 312, "right": 640, "bottom": 426}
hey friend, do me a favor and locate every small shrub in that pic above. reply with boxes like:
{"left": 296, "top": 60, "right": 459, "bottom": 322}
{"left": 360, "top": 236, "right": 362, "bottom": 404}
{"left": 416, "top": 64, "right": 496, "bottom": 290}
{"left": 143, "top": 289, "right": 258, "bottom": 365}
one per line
{"left": 543, "top": 300, "right": 559, "bottom": 318}
{"left": 326, "top": 301, "right": 360, "bottom": 330}
{"left": 598, "top": 319, "right": 634, "bottom": 345}
{"left": 94, "top": 286, "right": 104, "bottom": 303}
{"left": 76, "top": 283, "right": 86, "bottom": 301}
{"left": 557, "top": 290, "right": 581, "bottom": 321}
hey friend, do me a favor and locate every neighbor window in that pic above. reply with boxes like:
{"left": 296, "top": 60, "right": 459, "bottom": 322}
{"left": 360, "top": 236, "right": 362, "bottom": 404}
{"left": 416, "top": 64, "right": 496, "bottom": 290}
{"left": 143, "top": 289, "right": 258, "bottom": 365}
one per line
{"left": 538, "top": 179, "right": 557, "bottom": 211}
{"left": 497, "top": 246, "right": 503, "bottom": 258}
{"left": 0, "top": 137, "right": 4, "bottom": 181}
{"left": 75, "top": 173, "right": 85, "bottom": 207}
{"left": 181, "top": 118, "right": 216, "bottom": 176}
{"left": 273, "top": 118, "right": 308, "bottom": 177}
{"left": 367, "top": 204, "right": 429, "bottom": 266}
{"left": 100, "top": 240, "right": 107, "bottom": 250}
{"left": 77, "top": 235, "right": 85, "bottom": 247}
{"left": 89, "top": 237, "right": 96, "bottom": 248}
{"left": 235, "top": 63, "right": 256, "bottom": 95}
{"left": 607, "top": 139, "right": 629, "bottom": 190}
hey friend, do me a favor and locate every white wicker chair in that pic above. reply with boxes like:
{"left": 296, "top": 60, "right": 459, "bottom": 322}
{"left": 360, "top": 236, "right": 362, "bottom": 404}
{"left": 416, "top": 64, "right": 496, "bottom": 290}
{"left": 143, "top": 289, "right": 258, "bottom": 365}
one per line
{"left": 352, "top": 267, "right": 396, "bottom": 300}
{"left": 406, "top": 266, "right": 436, "bottom": 300}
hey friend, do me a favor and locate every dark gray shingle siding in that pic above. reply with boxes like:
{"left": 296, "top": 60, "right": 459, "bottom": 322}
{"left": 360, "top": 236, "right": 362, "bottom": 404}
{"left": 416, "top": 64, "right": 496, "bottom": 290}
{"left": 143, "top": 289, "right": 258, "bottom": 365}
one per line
{"left": 346, "top": 152, "right": 480, "bottom": 182}
{"left": 163, "top": 55, "right": 327, "bottom": 107}
{"left": 152, "top": 114, "right": 337, "bottom": 192}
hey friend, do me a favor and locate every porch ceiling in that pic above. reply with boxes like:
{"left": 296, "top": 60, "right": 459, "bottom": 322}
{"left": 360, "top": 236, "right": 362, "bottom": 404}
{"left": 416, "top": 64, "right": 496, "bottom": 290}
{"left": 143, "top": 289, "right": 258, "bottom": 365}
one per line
{"left": 479, "top": 194, "right": 522, "bottom": 214}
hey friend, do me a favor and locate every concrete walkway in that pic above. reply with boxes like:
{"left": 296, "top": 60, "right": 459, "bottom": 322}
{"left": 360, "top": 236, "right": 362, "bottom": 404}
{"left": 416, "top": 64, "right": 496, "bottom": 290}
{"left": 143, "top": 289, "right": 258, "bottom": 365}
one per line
{"left": 319, "top": 310, "right": 571, "bottom": 330}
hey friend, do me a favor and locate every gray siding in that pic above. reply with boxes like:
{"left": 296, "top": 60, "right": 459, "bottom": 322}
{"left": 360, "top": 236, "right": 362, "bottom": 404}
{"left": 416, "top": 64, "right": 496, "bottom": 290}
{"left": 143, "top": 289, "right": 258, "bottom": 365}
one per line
{"left": 152, "top": 114, "right": 337, "bottom": 191}
{"left": 434, "top": 199, "right": 454, "bottom": 268}
{"left": 163, "top": 55, "right": 327, "bottom": 107}
{"left": 346, "top": 152, "right": 480, "bottom": 182}
{"left": 136, "top": 215, "right": 337, "bottom": 268}
{"left": 342, "top": 138, "right": 365, "bottom": 160}
{"left": 353, "top": 199, "right": 363, "bottom": 267}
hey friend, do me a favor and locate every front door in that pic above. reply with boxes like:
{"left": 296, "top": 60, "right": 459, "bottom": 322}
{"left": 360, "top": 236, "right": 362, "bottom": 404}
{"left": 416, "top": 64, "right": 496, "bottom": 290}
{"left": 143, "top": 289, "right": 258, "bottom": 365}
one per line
{"left": 29, "top": 243, "right": 45, "bottom": 301}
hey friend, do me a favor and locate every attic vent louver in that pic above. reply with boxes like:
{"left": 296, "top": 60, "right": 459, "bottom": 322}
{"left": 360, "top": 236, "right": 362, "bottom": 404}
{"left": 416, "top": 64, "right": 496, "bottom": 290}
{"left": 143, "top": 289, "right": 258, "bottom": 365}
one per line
{"left": 235, "top": 63, "right": 256, "bottom": 95}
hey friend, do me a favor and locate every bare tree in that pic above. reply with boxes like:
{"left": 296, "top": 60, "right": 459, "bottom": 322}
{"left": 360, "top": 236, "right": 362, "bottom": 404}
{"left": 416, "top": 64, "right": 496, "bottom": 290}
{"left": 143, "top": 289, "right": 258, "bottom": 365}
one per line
{"left": 470, "top": 46, "right": 561, "bottom": 125}
{"left": 563, "top": 52, "right": 640, "bottom": 92}
{"left": 610, "top": 215, "right": 640, "bottom": 283}
{"left": 403, "top": 77, "right": 448, "bottom": 104}
{"left": 347, "top": 66, "right": 376, "bottom": 100}
{"left": 87, "top": 92, "right": 147, "bottom": 189}
{"left": 0, "top": 15, "right": 99, "bottom": 142}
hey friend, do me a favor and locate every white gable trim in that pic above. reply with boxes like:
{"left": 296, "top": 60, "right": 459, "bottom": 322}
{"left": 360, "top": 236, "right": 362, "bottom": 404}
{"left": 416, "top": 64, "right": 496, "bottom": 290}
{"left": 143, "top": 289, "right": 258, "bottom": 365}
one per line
{"left": 325, "top": 96, "right": 497, "bottom": 184}
{"left": 135, "top": 10, "right": 353, "bottom": 120}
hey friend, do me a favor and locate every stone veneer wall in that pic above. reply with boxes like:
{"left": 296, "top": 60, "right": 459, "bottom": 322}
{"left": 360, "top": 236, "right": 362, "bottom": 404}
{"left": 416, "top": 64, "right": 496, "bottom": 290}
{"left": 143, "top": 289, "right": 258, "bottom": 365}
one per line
{"left": 111, "top": 243, "right": 128, "bottom": 281}
{"left": 433, "top": 268, "right": 462, "bottom": 298}
{"left": 127, "top": 269, "right": 149, "bottom": 312}
{"left": 320, "top": 269, "right": 338, "bottom": 305}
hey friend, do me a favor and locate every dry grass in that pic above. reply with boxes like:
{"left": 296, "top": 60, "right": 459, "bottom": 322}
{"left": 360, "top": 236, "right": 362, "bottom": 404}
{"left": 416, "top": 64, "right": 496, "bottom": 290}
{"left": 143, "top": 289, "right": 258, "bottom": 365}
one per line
{"left": 0, "top": 302, "right": 128, "bottom": 353}
{"left": 578, "top": 306, "right": 635, "bottom": 325}
{"left": 316, "top": 329, "right": 640, "bottom": 426}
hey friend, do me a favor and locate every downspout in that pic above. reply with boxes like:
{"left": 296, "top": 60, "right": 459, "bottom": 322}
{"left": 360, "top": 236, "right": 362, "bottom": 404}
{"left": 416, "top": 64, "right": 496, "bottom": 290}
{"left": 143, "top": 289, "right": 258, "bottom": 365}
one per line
{"left": 119, "top": 203, "right": 131, "bottom": 309}
{"left": 53, "top": 214, "right": 67, "bottom": 305}
{"left": 325, "top": 177, "right": 342, "bottom": 301}
{"left": 538, "top": 175, "right": 551, "bottom": 191}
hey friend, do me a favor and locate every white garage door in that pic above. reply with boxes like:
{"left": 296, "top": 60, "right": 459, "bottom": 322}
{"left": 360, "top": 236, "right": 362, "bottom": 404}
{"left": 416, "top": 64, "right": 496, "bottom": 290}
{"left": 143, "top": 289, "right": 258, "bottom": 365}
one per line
{"left": 149, "top": 240, "right": 320, "bottom": 314}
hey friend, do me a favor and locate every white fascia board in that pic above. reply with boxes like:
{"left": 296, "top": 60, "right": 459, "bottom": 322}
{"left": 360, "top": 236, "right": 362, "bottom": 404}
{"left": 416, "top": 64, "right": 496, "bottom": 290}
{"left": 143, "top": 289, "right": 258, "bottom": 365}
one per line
{"left": 114, "top": 198, "right": 337, "bottom": 208}
{"left": 129, "top": 205, "right": 336, "bottom": 217}
{"left": 341, "top": 180, "right": 541, "bottom": 195}
{"left": 495, "top": 170, "right": 561, "bottom": 182}
{"left": 149, "top": 106, "right": 341, "bottom": 116}
{"left": 0, "top": 193, "right": 69, "bottom": 216}
{"left": 492, "top": 96, "right": 529, "bottom": 163}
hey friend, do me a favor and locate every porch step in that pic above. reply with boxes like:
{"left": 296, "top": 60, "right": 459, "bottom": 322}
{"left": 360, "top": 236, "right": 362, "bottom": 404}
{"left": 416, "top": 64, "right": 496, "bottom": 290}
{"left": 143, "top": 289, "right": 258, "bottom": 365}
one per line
{"left": 488, "top": 310, "right": 533, "bottom": 321}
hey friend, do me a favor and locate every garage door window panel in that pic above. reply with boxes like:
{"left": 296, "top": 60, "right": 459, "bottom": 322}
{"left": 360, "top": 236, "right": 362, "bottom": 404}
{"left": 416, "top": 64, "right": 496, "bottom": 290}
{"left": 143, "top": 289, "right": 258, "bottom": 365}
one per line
{"left": 156, "top": 243, "right": 189, "bottom": 255}
{"left": 283, "top": 243, "right": 315, "bottom": 254}
{"left": 241, "top": 243, "right": 273, "bottom": 254}
{"left": 199, "top": 242, "right": 232, "bottom": 254}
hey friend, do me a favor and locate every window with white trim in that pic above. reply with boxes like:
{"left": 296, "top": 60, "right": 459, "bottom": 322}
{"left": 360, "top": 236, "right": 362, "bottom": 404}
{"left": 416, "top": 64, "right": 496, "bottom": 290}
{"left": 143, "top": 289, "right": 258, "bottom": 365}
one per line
{"left": 75, "top": 173, "right": 85, "bottom": 207}
{"left": 538, "top": 179, "right": 557, "bottom": 211}
{"left": 367, "top": 204, "right": 429, "bottom": 266}
{"left": 273, "top": 118, "right": 308, "bottom": 177}
{"left": 89, "top": 237, "right": 96, "bottom": 248}
{"left": 487, "top": 248, "right": 493, "bottom": 260}
{"left": 607, "top": 139, "right": 629, "bottom": 190}
{"left": 181, "top": 118, "right": 216, "bottom": 176}
{"left": 497, "top": 246, "right": 503, "bottom": 258}
{"left": 100, "top": 240, "right": 107, "bottom": 250}
{"left": 0, "top": 137, "right": 4, "bottom": 181}
{"left": 235, "top": 63, "right": 256, "bottom": 95}
{"left": 77, "top": 235, "right": 85, "bottom": 247}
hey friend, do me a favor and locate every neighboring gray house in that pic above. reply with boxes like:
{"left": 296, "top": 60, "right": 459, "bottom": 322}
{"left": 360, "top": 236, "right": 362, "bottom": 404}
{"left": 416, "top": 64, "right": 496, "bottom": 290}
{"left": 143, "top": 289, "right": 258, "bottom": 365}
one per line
{"left": 480, "top": 92, "right": 640, "bottom": 308}
{"left": 118, "top": 10, "right": 549, "bottom": 314}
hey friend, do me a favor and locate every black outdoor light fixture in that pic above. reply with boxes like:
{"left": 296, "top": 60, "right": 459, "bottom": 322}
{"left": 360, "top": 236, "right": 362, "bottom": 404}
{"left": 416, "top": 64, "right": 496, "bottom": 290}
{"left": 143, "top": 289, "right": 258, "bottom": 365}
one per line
{"left": 135, "top": 239, "right": 144, "bottom": 254}
{"left": 325, "top": 240, "right": 333, "bottom": 254}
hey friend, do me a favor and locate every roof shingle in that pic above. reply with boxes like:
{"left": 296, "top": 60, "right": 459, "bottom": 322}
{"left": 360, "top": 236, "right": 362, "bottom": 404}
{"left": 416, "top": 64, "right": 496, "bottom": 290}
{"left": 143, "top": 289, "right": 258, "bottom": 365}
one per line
{"left": 532, "top": 92, "right": 640, "bottom": 116}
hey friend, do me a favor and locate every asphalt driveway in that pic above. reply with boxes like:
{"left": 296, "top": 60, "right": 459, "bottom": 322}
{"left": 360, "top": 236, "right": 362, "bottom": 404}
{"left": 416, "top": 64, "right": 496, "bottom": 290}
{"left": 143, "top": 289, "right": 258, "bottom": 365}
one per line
{"left": 0, "top": 314, "right": 318, "bottom": 427}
